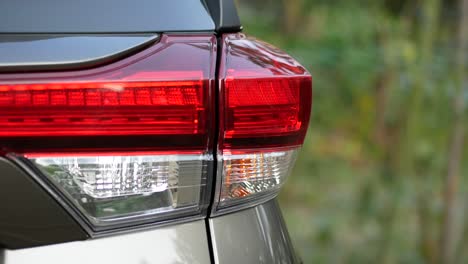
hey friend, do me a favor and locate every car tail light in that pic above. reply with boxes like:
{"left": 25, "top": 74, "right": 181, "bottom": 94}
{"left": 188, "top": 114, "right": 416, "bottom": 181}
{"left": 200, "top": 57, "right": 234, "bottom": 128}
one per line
{"left": 1, "top": 35, "right": 216, "bottom": 230}
{"left": 0, "top": 33, "right": 311, "bottom": 233}
{"left": 213, "top": 34, "right": 312, "bottom": 212}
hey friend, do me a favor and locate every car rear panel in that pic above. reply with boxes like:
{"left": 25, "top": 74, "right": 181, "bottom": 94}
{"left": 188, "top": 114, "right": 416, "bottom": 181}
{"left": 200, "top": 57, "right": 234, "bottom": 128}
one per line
{"left": 3, "top": 221, "right": 211, "bottom": 264}
{"left": 2, "top": 200, "right": 297, "bottom": 264}
{"left": 0, "top": 1, "right": 303, "bottom": 263}
{"left": 0, "top": 34, "right": 159, "bottom": 72}
{"left": 0, "top": 0, "right": 214, "bottom": 33}
{"left": 0, "top": 157, "right": 87, "bottom": 249}
{"left": 210, "top": 200, "right": 300, "bottom": 264}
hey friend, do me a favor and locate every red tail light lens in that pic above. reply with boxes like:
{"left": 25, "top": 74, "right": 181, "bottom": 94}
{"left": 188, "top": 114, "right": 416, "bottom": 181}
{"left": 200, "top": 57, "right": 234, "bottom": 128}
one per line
{"left": 223, "top": 77, "right": 311, "bottom": 149}
{"left": 0, "top": 35, "right": 215, "bottom": 153}
{"left": 215, "top": 34, "right": 312, "bottom": 211}
{"left": 0, "top": 80, "right": 204, "bottom": 136}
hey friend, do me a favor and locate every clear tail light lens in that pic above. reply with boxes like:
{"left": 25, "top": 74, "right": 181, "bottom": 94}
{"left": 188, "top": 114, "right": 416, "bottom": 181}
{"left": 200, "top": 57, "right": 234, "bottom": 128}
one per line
{"left": 219, "top": 148, "right": 298, "bottom": 207}
{"left": 214, "top": 34, "right": 312, "bottom": 212}
{"left": 29, "top": 152, "right": 208, "bottom": 227}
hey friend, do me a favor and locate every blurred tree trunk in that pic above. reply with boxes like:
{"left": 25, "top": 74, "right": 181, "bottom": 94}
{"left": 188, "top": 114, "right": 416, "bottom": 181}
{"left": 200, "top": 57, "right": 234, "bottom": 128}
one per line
{"left": 401, "top": 0, "right": 440, "bottom": 263}
{"left": 280, "top": 0, "right": 302, "bottom": 35}
{"left": 440, "top": 0, "right": 468, "bottom": 263}
{"left": 373, "top": 16, "right": 403, "bottom": 263}
{"left": 374, "top": 75, "right": 392, "bottom": 148}
{"left": 374, "top": 1, "right": 443, "bottom": 262}
{"left": 454, "top": 195, "right": 468, "bottom": 263}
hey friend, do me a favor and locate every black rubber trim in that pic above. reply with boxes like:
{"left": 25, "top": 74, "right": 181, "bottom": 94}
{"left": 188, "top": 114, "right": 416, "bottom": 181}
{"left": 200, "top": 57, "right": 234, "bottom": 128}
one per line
{"left": 204, "top": 0, "right": 242, "bottom": 32}
{"left": 204, "top": 32, "right": 223, "bottom": 264}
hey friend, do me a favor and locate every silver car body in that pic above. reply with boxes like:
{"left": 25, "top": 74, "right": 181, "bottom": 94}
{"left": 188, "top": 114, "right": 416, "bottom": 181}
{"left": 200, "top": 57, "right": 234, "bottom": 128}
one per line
{"left": 2, "top": 200, "right": 298, "bottom": 264}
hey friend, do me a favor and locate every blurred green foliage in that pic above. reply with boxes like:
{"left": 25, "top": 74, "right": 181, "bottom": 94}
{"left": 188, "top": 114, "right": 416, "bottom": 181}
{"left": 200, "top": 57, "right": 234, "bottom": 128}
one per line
{"left": 237, "top": 0, "right": 468, "bottom": 263}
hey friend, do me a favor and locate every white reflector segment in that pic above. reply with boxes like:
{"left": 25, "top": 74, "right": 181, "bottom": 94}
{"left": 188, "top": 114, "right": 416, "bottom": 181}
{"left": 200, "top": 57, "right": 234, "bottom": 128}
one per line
{"left": 219, "top": 148, "right": 298, "bottom": 208}
{"left": 30, "top": 154, "right": 208, "bottom": 227}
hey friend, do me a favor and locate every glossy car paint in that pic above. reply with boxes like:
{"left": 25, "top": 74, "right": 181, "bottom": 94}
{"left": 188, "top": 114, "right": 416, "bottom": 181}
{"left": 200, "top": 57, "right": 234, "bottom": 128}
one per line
{"left": 0, "top": 34, "right": 159, "bottom": 72}
{"left": 0, "top": 0, "right": 214, "bottom": 33}
{"left": 1, "top": 200, "right": 297, "bottom": 264}
{"left": 210, "top": 200, "right": 300, "bottom": 264}
{"left": 2, "top": 221, "right": 211, "bottom": 264}
{"left": 0, "top": 158, "right": 87, "bottom": 249}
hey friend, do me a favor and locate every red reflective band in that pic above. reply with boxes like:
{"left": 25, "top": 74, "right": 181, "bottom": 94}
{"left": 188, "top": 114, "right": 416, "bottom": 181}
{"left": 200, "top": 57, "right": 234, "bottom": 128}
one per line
{"left": 224, "top": 76, "right": 310, "bottom": 138}
{"left": 0, "top": 35, "right": 216, "bottom": 153}
{"left": 23, "top": 150, "right": 204, "bottom": 158}
{"left": 219, "top": 34, "right": 312, "bottom": 150}
{"left": 0, "top": 81, "right": 204, "bottom": 136}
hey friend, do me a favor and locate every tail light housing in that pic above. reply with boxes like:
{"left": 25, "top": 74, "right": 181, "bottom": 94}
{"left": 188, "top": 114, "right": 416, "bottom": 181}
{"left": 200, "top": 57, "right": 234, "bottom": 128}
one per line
{"left": 0, "top": 35, "right": 216, "bottom": 230}
{"left": 213, "top": 34, "right": 312, "bottom": 213}
{"left": 0, "top": 33, "right": 311, "bottom": 233}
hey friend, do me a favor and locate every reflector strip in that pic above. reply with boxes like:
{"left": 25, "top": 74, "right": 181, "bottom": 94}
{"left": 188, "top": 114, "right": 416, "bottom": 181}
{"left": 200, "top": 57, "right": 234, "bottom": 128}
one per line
{"left": 0, "top": 81, "right": 204, "bottom": 136}
{"left": 224, "top": 77, "right": 310, "bottom": 138}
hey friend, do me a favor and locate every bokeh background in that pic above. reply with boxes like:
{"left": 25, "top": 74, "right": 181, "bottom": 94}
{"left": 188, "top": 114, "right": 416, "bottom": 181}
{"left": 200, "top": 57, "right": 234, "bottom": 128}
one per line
{"left": 236, "top": 0, "right": 468, "bottom": 263}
